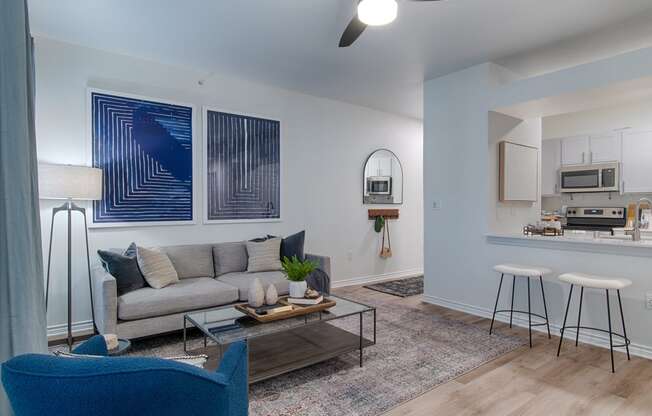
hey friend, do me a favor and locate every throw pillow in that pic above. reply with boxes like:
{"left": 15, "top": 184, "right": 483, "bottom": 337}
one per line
{"left": 97, "top": 242, "right": 145, "bottom": 295}
{"left": 269, "top": 230, "right": 305, "bottom": 261}
{"left": 246, "top": 238, "right": 282, "bottom": 272}
{"left": 136, "top": 246, "right": 179, "bottom": 289}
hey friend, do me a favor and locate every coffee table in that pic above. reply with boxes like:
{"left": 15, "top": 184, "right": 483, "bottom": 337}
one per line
{"left": 183, "top": 295, "right": 376, "bottom": 383}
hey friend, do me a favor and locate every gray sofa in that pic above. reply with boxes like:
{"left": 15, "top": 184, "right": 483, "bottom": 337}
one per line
{"left": 92, "top": 241, "right": 331, "bottom": 340}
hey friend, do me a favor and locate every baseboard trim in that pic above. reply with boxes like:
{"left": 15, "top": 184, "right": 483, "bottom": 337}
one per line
{"left": 47, "top": 320, "right": 94, "bottom": 340}
{"left": 332, "top": 269, "right": 424, "bottom": 289}
{"left": 423, "top": 294, "right": 652, "bottom": 360}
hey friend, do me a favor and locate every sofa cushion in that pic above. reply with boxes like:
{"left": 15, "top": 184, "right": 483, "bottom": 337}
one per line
{"left": 117, "top": 277, "right": 239, "bottom": 320}
{"left": 213, "top": 242, "right": 248, "bottom": 276}
{"left": 217, "top": 271, "right": 288, "bottom": 301}
{"left": 97, "top": 243, "right": 145, "bottom": 295}
{"left": 136, "top": 247, "right": 179, "bottom": 289}
{"left": 160, "top": 244, "right": 214, "bottom": 279}
{"left": 246, "top": 238, "right": 282, "bottom": 272}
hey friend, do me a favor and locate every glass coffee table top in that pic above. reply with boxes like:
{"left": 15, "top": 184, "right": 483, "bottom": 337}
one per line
{"left": 185, "top": 295, "right": 374, "bottom": 345}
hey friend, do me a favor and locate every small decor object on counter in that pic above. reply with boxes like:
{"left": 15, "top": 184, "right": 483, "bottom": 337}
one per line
{"left": 248, "top": 278, "right": 265, "bottom": 308}
{"left": 523, "top": 223, "right": 564, "bottom": 237}
{"left": 265, "top": 284, "right": 279, "bottom": 305}
{"left": 281, "top": 255, "right": 318, "bottom": 298}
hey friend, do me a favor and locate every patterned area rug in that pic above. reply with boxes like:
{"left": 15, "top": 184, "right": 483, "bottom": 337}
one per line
{"left": 364, "top": 275, "right": 424, "bottom": 297}
{"left": 52, "top": 292, "right": 524, "bottom": 416}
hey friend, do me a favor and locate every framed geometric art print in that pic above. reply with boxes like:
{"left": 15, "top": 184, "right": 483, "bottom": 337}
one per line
{"left": 203, "top": 108, "right": 280, "bottom": 222}
{"left": 89, "top": 90, "right": 194, "bottom": 226}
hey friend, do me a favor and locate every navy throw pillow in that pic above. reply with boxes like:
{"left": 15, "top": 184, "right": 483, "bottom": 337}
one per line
{"left": 271, "top": 230, "right": 305, "bottom": 261}
{"left": 97, "top": 242, "right": 145, "bottom": 295}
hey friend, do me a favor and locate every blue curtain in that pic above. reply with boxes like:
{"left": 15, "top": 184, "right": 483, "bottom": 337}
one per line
{"left": 0, "top": 0, "right": 48, "bottom": 414}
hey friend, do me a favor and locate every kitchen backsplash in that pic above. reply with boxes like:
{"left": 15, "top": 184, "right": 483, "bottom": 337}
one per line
{"left": 542, "top": 193, "right": 652, "bottom": 212}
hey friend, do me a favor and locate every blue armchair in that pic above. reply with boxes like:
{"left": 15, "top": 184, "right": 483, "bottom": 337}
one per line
{"left": 1, "top": 336, "right": 248, "bottom": 416}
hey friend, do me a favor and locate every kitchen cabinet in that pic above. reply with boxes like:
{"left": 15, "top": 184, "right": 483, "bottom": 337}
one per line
{"left": 590, "top": 133, "right": 621, "bottom": 163}
{"left": 561, "top": 136, "right": 590, "bottom": 165}
{"left": 541, "top": 139, "right": 561, "bottom": 196}
{"left": 366, "top": 156, "right": 392, "bottom": 177}
{"left": 499, "top": 141, "right": 538, "bottom": 202}
{"left": 622, "top": 130, "right": 652, "bottom": 193}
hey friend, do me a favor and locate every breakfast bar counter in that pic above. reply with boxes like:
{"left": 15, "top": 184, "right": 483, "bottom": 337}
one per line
{"left": 487, "top": 232, "right": 652, "bottom": 258}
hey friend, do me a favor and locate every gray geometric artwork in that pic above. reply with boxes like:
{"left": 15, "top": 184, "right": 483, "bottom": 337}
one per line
{"left": 205, "top": 110, "right": 280, "bottom": 221}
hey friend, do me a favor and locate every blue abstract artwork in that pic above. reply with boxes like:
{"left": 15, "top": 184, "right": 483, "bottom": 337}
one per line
{"left": 91, "top": 91, "right": 193, "bottom": 224}
{"left": 205, "top": 110, "right": 280, "bottom": 221}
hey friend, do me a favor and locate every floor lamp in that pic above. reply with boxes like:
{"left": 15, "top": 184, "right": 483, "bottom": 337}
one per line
{"left": 39, "top": 163, "right": 103, "bottom": 351}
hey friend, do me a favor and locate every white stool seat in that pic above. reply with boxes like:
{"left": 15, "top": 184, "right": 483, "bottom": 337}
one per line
{"left": 558, "top": 273, "right": 632, "bottom": 290}
{"left": 493, "top": 264, "right": 551, "bottom": 277}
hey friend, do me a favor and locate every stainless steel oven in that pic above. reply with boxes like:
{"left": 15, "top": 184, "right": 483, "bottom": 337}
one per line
{"left": 367, "top": 176, "right": 392, "bottom": 195}
{"left": 559, "top": 162, "right": 619, "bottom": 193}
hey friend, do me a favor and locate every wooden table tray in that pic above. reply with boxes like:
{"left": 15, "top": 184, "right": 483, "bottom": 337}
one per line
{"left": 234, "top": 296, "right": 336, "bottom": 323}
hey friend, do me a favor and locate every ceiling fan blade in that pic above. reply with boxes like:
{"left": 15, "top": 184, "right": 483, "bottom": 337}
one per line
{"left": 339, "top": 15, "right": 367, "bottom": 47}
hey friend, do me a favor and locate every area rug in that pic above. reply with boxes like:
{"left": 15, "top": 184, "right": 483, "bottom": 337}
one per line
{"left": 364, "top": 275, "right": 424, "bottom": 297}
{"left": 51, "top": 292, "right": 524, "bottom": 416}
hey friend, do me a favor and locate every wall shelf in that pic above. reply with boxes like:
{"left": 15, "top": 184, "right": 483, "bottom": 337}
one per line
{"left": 368, "top": 209, "right": 399, "bottom": 220}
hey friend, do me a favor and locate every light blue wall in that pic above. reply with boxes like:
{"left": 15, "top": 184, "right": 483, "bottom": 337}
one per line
{"left": 423, "top": 48, "right": 652, "bottom": 358}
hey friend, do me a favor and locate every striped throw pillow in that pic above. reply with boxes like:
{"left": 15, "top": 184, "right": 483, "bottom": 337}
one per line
{"left": 246, "top": 238, "right": 282, "bottom": 272}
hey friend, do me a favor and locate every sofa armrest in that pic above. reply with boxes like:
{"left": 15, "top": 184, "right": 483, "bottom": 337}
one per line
{"left": 306, "top": 253, "right": 331, "bottom": 278}
{"left": 91, "top": 266, "right": 118, "bottom": 335}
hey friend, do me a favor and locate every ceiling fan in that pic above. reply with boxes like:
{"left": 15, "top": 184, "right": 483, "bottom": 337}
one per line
{"left": 339, "top": 0, "right": 442, "bottom": 47}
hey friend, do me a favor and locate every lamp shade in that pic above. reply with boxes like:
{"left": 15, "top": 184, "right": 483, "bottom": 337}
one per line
{"left": 38, "top": 163, "right": 103, "bottom": 200}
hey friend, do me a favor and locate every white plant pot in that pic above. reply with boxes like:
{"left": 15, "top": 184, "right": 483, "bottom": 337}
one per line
{"left": 289, "top": 281, "right": 307, "bottom": 298}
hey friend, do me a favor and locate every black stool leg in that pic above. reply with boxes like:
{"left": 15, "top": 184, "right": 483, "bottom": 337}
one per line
{"left": 510, "top": 275, "right": 516, "bottom": 328}
{"left": 489, "top": 273, "right": 504, "bottom": 335}
{"left": 575, "top": 287, "right": 584, "bottom": 347}
{"left": 617, "top": 290, "right": 631, "bottom": 360}
{"left": 557, "top": 284, "right": 574, "bottom": 357}
{"left": 539, "top": 276, "right": 551, "bottom": 339}
{"left": 606, "top": 289, "right": 615, "bottom": 373}
{"left": 527, "top": 276, "right": 532, "bottom": 348}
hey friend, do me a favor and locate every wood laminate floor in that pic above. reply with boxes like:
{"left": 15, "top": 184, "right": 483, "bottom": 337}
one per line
{"left": 333, "top": 285, "right": 652, "bottom": 416}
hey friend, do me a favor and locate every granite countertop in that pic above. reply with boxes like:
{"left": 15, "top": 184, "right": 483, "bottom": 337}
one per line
{"left": 486, "top": 229, "right": 652, "bottom": 257}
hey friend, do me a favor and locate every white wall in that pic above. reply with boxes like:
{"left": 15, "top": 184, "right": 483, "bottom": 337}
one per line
{"left": 424, "top": 47, "right": 652, "bottom": 358}
{"left": 35, "top": 38, "right": 423, "bottom": 336}
{"left": 543, "top": 97, "right": 652, "bottom": 139}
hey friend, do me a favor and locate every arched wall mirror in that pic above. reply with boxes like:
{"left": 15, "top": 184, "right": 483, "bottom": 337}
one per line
{"left": 363, "top": 149, "right": 403, "bottom": 204}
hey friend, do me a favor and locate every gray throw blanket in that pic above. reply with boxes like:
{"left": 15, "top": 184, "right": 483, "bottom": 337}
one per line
{"left": 306, "top": 268, "right": 331, "bottom": 295}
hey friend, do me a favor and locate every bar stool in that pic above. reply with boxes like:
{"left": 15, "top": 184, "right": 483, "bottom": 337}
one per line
{"left": 557, "top": 272, "right": 632, "bottom": 373}
{"left": 490, "top": 264, "right": 552, "bottom": 348}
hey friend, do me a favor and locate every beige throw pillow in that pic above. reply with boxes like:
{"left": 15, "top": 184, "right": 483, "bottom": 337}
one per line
{"left": 136, "top": 246, "right": 179, "bottom": 289}
{"left": 246, "top": 238, "right": 282, "bottom": 272}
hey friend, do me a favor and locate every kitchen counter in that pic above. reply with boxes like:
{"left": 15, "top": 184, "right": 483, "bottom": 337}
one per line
{"left": 487, "top": 231, "right": 652, "bottom": 257}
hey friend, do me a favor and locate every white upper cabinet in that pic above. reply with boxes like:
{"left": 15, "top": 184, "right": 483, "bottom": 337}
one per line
{"left": 541, "top": 139, "right": 560, "bottom": 196}
{"left": 589, "top": 133, "right": 621, "bottom": 163}
{"left": 622, "top": 130, "right": 652, "bottom": 193}
{"left": 561, "top": 136, "right": 590, "bottom": 165}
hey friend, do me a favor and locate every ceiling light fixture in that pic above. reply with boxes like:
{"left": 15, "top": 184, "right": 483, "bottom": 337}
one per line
{"left": 357, "top": 0, "right": 398, "bottom": 26}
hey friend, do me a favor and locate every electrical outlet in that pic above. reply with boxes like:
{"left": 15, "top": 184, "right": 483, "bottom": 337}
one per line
{"left": 646, "top": 293, "right": 652, "bottom": 309}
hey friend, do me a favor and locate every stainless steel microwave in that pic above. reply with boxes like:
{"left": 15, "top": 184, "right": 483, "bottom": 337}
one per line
{"left": 559, "top": 162, "right": 620, "bottom": 193}
{"left": 367, "top": 176, "right": 392, "bottom": 195}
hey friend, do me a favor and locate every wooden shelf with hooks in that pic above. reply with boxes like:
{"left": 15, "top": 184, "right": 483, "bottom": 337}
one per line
{"left": 368, "top": 209, "right": 399, "bottom": 220}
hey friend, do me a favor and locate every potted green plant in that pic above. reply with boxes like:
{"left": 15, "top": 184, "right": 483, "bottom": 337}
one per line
{"left": 281, "top": 256, "right": 318, "bottom": 298}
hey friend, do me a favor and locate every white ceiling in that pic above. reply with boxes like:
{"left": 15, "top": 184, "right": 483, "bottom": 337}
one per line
{"left": 28, "top": 0, "right": 652, "bottom": 119}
